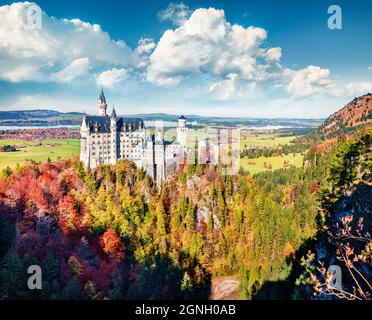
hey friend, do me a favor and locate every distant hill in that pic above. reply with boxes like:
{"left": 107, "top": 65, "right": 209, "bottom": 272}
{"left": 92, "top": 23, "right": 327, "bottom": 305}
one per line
{"left": 0, "top": 109, "right": 82, "bottom": 127}
{"left": 0, "top": 109, "right": 322, "bottom": 129}
{"left": 317, "top": 93, "right": 372, "bottom": 138}
{"left": 0, "top": 109, "right": 81, "bottom": 120}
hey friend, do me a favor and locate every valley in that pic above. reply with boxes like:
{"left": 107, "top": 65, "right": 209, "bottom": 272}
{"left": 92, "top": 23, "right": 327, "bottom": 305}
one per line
{"left": 0, "top": 127, "right": 304, "bottom": 175}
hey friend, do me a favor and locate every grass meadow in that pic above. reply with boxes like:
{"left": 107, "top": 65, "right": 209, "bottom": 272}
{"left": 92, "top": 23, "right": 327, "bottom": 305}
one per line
{"left": 0, "top": 138, "right": 80, "bottom": 169}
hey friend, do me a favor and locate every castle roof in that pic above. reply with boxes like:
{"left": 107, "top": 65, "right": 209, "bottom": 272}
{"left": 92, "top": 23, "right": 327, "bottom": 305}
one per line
{"left": 111, "top": 106, "right": 116, "bottom": 118}
{"left": 99, "top": 88, "right": 106, "bottom": 103}
{"left": 85, "top": 115, "right": 144, "bottom": 133}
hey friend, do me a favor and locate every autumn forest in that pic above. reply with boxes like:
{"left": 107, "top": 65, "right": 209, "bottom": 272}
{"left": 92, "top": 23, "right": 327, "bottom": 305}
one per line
{"left": 0, "top": 125, "right": 371, "bottom": 300}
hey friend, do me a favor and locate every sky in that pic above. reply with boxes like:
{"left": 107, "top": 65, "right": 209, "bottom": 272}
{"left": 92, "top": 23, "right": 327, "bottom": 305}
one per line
{"left": 0, "top": 0, "right": 371, "bottom": 118}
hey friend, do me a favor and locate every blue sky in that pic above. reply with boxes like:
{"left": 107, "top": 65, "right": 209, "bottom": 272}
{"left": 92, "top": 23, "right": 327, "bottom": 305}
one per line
{"left": 0, "top": 0, "right": 371, "bottom": 117}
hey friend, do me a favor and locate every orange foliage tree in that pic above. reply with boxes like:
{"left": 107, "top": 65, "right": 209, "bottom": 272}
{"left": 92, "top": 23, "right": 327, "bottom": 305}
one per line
{"left": 100, "top": 228, "right": 125, "bottom": 261}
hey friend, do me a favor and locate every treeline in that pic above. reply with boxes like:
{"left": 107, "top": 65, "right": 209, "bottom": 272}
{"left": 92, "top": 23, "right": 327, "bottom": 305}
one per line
{"left": 0, "top": 145, "right": 17, "bottom": 152}
{"left": 240, "top": 143, "right": 309, "bottom": 159}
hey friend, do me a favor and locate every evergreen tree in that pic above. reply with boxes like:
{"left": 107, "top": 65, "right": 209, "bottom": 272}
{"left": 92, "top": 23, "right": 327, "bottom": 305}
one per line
{"left": 110, "top": 270, "right": 123, "bottom": 300}
{"left": 185, "top": 201, "right": 196, "bottom": 231}
{"left": 156, "top": 201, "right": 166, "bottom": 237}
{"left": 0, "top": 249, "right": 25, "bottom": 299}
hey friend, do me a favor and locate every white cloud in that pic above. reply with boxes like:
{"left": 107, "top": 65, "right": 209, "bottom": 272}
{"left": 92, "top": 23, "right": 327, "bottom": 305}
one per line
{"left": 96, "top": 68, "right": 127, "bottom": 88}
{"left": 0, "top": 2, "right": 131, "bottom": 83}
{"left": 51, "top": 57, "right": 90, "bottom": 83}
{"left": 285, "top": 65, "right": 336, "bottom": 98}
{"left": 135, "top": 38, "right": 156, "bottom": 56}
{"left": 158, "top": 2, "right": 191, "bottom": 26}
{"left": 1, "top": 65, "right": 45, "bottom": 83}
{"left": 146, "top": 8, "right": 278, "bottom": 86}
{"left": 1, "top": 2, "right": 370, "bottom": 113}
{"left": 345, "top": 82, "right": 372, "bottom": 96}
{"left": 208, "top": 73, "right": 259, "bottom": 101}
{"left": 134, "top": 38, "right": 156, "bottom": 69}
{"left": 284, "top": 66, "right": 372, "bottom": 99}
{"left": 265, "top": 47, "right": 282, "bottom": 62}
{"left": 8, "top": 94, "right": 88, "bottom": 111}
{"left": 0, "top": 57, "right": 90, "bottom": 84}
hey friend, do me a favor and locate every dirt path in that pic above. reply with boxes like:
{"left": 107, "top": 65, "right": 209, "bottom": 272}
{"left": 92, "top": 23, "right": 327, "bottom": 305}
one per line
{"left": 210, "top": 276, "right": 240, "bottom": 300}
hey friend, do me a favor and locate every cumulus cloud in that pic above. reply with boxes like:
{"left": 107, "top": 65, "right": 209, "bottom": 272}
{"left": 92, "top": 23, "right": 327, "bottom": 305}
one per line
{"left": 285, "top": 65, "right": 336, "bottom": 98}
{"left": 208, "top": 73, "right": 259, "bottom": 101}
{"left": 146, "top": 8, "right": 278, "bottom": 86}
{"left": 51, "top": 57, "right": 90, "bottom": 83}
{"left": 134, "top": 38, "right": 156, "bottom": 69}
{"left": 10, "top": 94, "right": 88, "bottom": 111}
{"left": 284, "top": 66, "right": 372, "bottom": 99}
{"left": 1, "top": 65, "right": 45, "bottom": 83}
{"left": 345, "top": 82, "right": 372, "bottom": 96}
{"left": 135, "top": 38, "right": 156, "bottom": 56}
{"left": 1, "top": 55, "right": 90, "bottom": 84}
{"left": 265, "top": 47, "right": 282, "bottom": 62}
{"left": 158, "top": 2, "right": 191, "bottom": 26}
{"left": 96, "top": 68, "right": 127, "bottom": 88}
{"left": 1, "top": 1, "right": 370, "bottom": 109}
{"left": 0, "top": 2, "right": 131, "bottom": 83}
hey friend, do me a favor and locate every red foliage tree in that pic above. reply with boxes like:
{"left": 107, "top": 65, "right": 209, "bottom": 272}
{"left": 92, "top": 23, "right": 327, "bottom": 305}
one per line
{"left": 310, "top": 180, "right": 319, "bottom": 194}
{"left": 100, "top": 228, "right": 125, "bottom": 261}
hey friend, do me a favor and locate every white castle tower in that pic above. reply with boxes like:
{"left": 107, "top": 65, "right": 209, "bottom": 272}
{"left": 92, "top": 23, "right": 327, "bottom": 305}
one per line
{"left": 110, "top": 106, "right": 117, "bottom": 165}
{"left": 176, "top": 115, "right": 188, "bottom": 147}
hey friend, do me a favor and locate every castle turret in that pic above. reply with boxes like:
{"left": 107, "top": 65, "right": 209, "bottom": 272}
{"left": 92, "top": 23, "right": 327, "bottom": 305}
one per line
{"left": 178, "top": 115, "right": 186, "bottom": 128}
{"left": 110, "top": 105, "right": 117, "bottom": 122}
{"left": 98, "top": 88, "right": 107, "bottom": 116}
{"left": 110, "top": 106, "right": 117, "bottom": 164}
{"left": 176, "top": 115, "right": 188, "bottom": 147}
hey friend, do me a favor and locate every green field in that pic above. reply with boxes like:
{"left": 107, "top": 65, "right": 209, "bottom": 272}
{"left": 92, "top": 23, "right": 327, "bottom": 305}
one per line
{"left": 241, "top": 133, "right": 296, "bottom": 147}
{"left": 239, "top": 133, "right": 304, "bottom": 174}
{"left": 240, "top": 153, "right": 304, "bottom": 174}
{"left": 0, "top": 139, "right": 80, "bottom": 169}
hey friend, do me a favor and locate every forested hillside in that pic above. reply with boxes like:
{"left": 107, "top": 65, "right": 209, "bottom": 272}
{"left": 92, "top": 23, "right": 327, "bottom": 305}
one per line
{"left": 294, "top": 128, "right": 372, "bottom": 300}
{"left": 0, "top": 154, "right": 321, "bottom": 299}
{"left": 317, "top": 93, "right": 372, "bottom": 139}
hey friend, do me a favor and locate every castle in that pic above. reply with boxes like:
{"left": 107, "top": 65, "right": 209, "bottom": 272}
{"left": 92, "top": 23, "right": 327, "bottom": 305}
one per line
{"left": 80, "top": 89, "right": 188, "bottom": 185}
